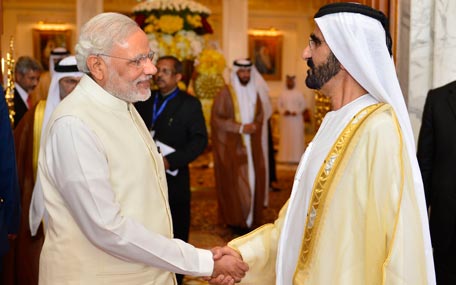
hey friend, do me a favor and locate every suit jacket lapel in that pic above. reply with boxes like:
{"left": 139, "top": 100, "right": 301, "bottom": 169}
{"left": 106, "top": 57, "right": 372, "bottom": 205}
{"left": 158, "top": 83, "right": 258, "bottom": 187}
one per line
{"left": 14, "top": 88, "right": 27, "bottom": 110}
{"left": 13, "top": 88, "right": 28, "bottom": 127}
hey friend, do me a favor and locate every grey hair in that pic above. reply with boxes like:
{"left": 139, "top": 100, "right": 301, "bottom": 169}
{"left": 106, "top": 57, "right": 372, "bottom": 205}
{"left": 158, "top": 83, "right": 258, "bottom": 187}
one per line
{"left": 15, "top": 56, "right": 43, "bottom": 75}
{"left": 75, "top": 12, "right": 140, "bottom": 73}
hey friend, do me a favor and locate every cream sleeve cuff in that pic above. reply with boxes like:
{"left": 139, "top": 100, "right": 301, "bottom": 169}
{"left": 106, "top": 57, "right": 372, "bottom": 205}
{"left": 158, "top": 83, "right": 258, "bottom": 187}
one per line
{"left": 197, "top": 248, "right": 215, "bottom": 277}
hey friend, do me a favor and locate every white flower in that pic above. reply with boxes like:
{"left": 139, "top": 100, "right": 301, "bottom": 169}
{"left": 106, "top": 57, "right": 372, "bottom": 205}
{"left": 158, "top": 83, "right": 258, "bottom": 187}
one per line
{"left": 133, "top": 0, "right": 212, "bottom": 60}
{"left": 147, "top": 34, "right": 159, "bottom": 51}
{"left": 133, "top": 0, "right": 211, "bottom": 15}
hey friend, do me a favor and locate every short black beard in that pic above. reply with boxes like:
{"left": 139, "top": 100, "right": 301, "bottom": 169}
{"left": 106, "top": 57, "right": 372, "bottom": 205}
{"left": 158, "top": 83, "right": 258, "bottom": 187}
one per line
{"left": 238, "top": 77, "right": 250, "bottom": 86}
{"left": 305, "top": 52, "right": 341, "bottom": 90}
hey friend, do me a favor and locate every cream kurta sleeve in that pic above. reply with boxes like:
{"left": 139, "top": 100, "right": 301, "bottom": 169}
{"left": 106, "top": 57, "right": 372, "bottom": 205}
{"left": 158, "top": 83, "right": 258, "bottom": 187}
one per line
{"left": 228, "top": 201, "right": 288, "bottom": 285}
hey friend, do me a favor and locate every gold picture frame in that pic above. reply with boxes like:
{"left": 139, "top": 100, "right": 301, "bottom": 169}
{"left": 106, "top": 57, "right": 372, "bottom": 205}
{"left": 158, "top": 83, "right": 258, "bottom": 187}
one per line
{"left": 33, "top": 29, "right": 72, "bottom": 70}
{"left": 248, "top": 34, "right": 283, "bottom": 80}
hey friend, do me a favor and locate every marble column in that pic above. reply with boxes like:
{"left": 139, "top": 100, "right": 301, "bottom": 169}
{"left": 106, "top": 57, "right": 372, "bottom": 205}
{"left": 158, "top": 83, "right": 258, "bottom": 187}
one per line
{"left": 76, "top": 0, "right": 103, "bottom": 38}
{"left": 222, "top": 0, "right": 248, "bottom": 67}
{"left": 397, "top": 0, "right": 456, "bottom": 141}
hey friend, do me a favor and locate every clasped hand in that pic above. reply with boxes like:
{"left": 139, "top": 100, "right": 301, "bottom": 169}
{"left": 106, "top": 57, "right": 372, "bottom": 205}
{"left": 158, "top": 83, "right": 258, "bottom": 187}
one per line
{"left": 242, "top": 123, "right": 257, "bottom": 134}
{"left": 206, "top": 246, "right": 249, "bottom": 285}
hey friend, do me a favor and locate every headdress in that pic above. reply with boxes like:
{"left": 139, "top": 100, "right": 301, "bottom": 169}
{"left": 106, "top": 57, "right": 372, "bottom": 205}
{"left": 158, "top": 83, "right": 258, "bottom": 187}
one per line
{"left": 48, "top": 47, "right": 70, "bottom": 75}
{"left": 233, "top": 58, "right": 253, "bottom": 69}
{"left": 42, "top": 55, "right": 83, "bottom": 143}
{"left": 286, "top": 74, "right": 296, "bottom": 80}
{"left": 314, "top": 2, "right": 392, "bottom": 55}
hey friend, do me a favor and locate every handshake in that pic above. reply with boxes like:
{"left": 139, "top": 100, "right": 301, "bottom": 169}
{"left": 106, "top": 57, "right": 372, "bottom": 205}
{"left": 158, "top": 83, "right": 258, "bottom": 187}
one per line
{"left": 204, "top": 246, "right": 249, "bottom": 285}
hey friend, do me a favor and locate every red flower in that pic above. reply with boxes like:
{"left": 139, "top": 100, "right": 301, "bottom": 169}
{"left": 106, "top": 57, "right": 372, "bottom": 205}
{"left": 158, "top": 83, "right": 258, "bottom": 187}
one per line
{"left": 201, "top": 16, "right": 213, "bottom": 34}
{"left": 135, "top": 14, "right": 146, "bottom": 28}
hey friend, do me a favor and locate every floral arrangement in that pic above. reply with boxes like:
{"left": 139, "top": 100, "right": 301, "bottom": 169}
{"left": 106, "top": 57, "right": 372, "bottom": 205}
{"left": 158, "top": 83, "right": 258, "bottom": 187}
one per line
{"left": 133, "top": 0, "right": 213, "bottom": 61}
{"left": 193, "top": 49, "right": 226, "bottom": 99}
{"left": 195, "top": 49, "right": 226, "bottom": 75}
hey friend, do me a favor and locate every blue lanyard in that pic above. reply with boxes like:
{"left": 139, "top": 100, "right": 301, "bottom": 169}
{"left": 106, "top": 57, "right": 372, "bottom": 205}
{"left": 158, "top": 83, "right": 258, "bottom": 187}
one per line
{"left": 151, "top": 88, "right": 179, "bottom": 127}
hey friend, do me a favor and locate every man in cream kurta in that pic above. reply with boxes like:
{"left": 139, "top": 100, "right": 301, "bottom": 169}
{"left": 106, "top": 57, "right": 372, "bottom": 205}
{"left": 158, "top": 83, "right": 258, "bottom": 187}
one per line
{"left": 38, "top": 12, "right": 247, "bottom": 285}
{"left": 209, "top": 3, "right": 435, "bottom": 285}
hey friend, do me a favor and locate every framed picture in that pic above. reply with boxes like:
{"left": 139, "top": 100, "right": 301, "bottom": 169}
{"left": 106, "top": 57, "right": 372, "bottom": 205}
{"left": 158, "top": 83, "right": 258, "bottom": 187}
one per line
{"left": 248, "top": 34, "right": 283, "bottom": 80}
{"left": 33, "top": 29, "right": 72, "bottom": 70}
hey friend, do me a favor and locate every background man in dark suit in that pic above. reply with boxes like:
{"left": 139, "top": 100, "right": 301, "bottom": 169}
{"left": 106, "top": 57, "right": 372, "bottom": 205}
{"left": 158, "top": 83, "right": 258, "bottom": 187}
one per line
{"left": 417, "top": 80, "right": 456, "bottom": 285}
{"left": 135, "top": 55, "right": 208, "bottom": 285}
{"left": 13, "top": 56, "right": 43, "bottom": 128}
{"left": 0, "top": 87, "right": 21, "bottom": 273}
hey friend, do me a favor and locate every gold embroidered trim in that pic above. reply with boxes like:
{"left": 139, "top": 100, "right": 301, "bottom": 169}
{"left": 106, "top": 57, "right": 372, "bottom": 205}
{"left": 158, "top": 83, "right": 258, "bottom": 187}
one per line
{"left": 228, "top": 84, "right": 242, "bottom": 124}
{"left": 33, "top": 100, "right": 46, "bottom": 181}
{"left": 294, "top": 103, "right": 384, "bottom": 281}
{"left": 227, "top": 84, "right": 260, "bottom": 148}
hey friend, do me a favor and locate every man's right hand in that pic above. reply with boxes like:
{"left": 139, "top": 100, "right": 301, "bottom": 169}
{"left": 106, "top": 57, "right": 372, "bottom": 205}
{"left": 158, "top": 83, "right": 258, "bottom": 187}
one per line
{"left": 209, "top": 246, "right": 249, "bottom": 283}
{"left": 242, "top": 123, "right": 257, "bottom": 134}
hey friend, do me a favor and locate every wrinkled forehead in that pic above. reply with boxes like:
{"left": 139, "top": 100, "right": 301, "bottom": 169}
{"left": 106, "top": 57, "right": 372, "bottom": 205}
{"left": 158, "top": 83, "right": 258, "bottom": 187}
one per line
{"left": 111, "top": 27, "right": 149, "bottom": 56}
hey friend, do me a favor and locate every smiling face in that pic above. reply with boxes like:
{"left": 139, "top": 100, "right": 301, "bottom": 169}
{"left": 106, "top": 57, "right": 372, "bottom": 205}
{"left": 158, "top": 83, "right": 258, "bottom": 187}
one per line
{"left": 302, "top": 26, "right": 341, "bottom": 90}
{"left": 101, "top": 28, "right": 157, "bottom": 103}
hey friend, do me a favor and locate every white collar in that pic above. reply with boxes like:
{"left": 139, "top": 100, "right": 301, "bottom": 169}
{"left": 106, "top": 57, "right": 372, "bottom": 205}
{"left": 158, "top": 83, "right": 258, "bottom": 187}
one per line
{"left": 15, "top": 83, "right": 29, "bottom": 106}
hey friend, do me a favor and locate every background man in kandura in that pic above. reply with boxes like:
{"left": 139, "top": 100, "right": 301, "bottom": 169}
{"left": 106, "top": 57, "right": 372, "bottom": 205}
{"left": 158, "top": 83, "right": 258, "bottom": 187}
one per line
{"left": 211, "top": 59, "right": 268, "bottom": 232}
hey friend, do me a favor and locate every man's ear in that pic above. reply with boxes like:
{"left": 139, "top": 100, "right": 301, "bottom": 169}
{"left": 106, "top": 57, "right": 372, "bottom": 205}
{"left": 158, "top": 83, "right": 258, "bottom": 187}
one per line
{"left": 175, "top": 73, "right": 183, "bottom": 82}
{"left": 86, "top": 55, "right": 105, "bottom": 81}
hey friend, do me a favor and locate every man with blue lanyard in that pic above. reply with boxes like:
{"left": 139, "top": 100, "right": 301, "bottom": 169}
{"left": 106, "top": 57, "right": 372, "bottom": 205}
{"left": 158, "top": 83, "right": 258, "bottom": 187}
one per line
{"left": 135, "top": 55, "right": 208, "bottom": 285}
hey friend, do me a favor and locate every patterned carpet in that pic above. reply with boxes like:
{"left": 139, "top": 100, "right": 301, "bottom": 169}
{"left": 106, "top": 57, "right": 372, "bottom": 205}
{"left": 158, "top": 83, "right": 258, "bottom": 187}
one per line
{"left": 183, "top": 149, "right": 297, "bottom": 284}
